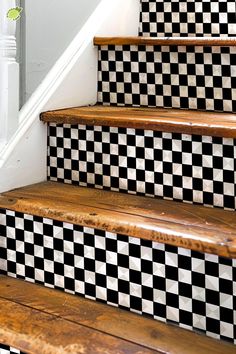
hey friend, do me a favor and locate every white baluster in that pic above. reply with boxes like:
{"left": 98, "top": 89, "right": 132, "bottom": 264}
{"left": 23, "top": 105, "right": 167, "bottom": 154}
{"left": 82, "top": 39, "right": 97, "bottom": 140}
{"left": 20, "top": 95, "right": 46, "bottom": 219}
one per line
{"left": 0, "top": 0, "right": 19, "bottom": 146}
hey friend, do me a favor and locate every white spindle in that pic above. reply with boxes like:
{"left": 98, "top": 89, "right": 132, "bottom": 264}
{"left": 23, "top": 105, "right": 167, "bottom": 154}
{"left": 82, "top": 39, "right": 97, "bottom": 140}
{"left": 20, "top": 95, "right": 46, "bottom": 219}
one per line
{"left": 0, "top": 0, "right": 19, "bottom": 146}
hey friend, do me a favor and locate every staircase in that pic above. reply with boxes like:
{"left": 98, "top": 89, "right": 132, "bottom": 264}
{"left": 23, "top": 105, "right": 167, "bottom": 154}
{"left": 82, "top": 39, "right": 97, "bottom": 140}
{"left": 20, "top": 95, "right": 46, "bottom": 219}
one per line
{"left": 0, "top": 1, "right": 236, "bottom": 353}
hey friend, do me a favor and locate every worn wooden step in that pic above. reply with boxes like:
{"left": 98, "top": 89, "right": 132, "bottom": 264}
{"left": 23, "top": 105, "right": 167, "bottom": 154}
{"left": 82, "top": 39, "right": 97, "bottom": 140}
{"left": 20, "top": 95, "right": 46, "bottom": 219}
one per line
{"left": 94, "top": 36, "right": 236, "bottom": 47}
{"left": 0, "top": 275, "right": 235, "bottom": 354}
{"left": 0, "top": 276, "right": 157, "bottom": 354}
{"left": 40, "top": 105, "right": 236, "bottom": 138}
{"left": 0, "top": 181, "right": 235, "bottom": 258}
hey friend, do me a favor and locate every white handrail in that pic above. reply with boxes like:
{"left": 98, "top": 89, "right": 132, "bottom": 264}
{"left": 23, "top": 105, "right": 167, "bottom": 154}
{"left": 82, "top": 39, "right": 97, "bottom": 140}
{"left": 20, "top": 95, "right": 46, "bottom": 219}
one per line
{"left": 0, "top": 0, "right": 19, "bottom": 147}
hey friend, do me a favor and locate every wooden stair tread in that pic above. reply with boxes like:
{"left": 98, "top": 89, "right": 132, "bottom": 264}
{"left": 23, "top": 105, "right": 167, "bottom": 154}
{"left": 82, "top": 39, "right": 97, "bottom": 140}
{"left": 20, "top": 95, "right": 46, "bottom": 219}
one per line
{"left": 0, "top": 275, "right": 235, "bottom": 354}
{"left": 40, "top": 105, "right": 236, "bottom": 138}
{"left": 0, "top": 181, "right": 236, "bottom": 258}
{"left": 0, "top": 276, "right": 158, "bottom": 354}
{"left": 94, "top": 36, "right": 236, "bottom": 47}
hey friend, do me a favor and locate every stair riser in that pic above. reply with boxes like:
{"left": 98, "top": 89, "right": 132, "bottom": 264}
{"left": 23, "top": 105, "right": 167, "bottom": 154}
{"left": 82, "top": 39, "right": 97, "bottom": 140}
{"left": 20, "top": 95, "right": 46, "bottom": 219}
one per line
{"left": 0, "top": 345, "right": 23, "bottom": 354}
{"left": 139, "top": 0, "right": 236, "bottom": 37}
{"left": 1, "top": 209, "right": 235, "bottom": 344}
{"left": 48, "top": 124, "right": 236, "bottom": 211}
{"left": 98, "top": 45, "right": 236, "bottom": 113}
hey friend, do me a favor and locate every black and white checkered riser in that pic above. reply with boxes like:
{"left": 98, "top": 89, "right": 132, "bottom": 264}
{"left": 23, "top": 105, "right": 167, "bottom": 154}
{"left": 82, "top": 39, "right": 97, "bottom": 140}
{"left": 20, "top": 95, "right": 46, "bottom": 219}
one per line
{"left": 97, "top": 45, "right": 236, "bottom": 113}
{"left": 0, "top": 345, "right": 23, "bottom": 354}
{"left": 139, "top": 0, "right": 236, "bottom": 37}
{"left": 47, "top": 124, "right": 236, "bottom": 211}
{"left": 0, "top": 209, "right": 235, "bottom": 344}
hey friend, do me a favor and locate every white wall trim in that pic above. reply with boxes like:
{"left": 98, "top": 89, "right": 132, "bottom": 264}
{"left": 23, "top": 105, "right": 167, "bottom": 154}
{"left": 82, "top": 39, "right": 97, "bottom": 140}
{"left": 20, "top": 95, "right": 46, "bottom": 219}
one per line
{"left": 0, "top": 0, "right": 140, "bottom": 192}
{"left": 0, "top": 0, "right": 19, "bottom": 146}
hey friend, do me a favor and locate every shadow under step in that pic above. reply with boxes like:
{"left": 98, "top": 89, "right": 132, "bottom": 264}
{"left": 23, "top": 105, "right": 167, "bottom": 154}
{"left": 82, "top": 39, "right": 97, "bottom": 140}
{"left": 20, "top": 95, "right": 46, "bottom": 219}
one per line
{"left": 40, "top": 105, "right": 236, "bottom": 138}
{"left": 0, "top": 181, "right": 235, "bottom": 258}
{"left": 0, "top": 275, "right": 235, "bottom": 354}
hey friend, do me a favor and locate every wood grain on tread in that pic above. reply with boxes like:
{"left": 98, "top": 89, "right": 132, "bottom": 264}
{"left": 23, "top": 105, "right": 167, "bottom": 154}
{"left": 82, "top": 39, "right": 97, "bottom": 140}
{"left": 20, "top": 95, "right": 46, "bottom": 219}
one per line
{"left": 0, "top": 276, "right": 235, "bottom": 354}
{"left": 94, "top": 36, "right": 236, "bottom": 47}
{"left": 0, "top": 296, "right": 157, "bottom": 353}
{"left": 40, "top": 105, "right": 236, "bottom": 138}
{"left": 0, "top": 181, "right": 236, "bottom": 258}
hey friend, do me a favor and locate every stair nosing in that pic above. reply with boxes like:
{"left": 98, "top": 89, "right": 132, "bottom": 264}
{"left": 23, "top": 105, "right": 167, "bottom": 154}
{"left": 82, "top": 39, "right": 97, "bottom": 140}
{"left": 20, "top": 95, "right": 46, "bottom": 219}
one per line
{"left": 0, "top": 181, "right": 236, "bottom": 258}
{"left": 93, "top": 36, "right": 236, "bottom": 47}
{"left": 40, "top": 105, "right": 236, "bottom": 139}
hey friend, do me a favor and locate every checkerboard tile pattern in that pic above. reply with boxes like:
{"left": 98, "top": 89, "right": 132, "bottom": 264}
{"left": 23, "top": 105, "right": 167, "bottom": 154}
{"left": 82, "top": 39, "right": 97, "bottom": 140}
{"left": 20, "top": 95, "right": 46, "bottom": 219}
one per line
{"left": 139, "top": 0, "right": 236, "bottom": 37}
{"left": 0, "top": 209, "right": 235, "bottom": 343}
{"left": 0, "top": 345, "right": 23, "bottom": 354}
{"left": 47, "top": 124, "right": 236, "bottom": 211}
{"left": 97, "top": 45, "right": 236, "bottom": 113}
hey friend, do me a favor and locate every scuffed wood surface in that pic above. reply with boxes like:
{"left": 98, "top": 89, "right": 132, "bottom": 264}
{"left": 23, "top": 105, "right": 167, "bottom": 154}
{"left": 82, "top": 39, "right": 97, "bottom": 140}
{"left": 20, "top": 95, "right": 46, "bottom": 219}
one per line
{"left": 0, "top": 276, "right": 236, "bottom": 354}
{"left": 0, "top": 288, "right": 158, "bottom": 353}
{"left": 0, "top": 182, "right": 236, "bottom": 258}
{"left": 40, "top": 105, "right": 236, "bottom": 138}
{"left": 94, "top": 36, "right": 236, "bottom": 47}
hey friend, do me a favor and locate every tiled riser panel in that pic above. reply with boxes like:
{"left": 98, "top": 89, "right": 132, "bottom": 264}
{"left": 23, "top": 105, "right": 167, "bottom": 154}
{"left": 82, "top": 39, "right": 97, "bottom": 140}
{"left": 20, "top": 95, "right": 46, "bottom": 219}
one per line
{"left": 0, "top": 209, "right": 235, "bottom": 344}
{"left": 98, "top": 45, "right": 236, "bottom": 113}
{"left": 48, "top": 124, "right": 236, "bottom": 211}
{"left": 139, "top": 0, "right": 236, "bottom": 37}
{"left": 0, "top": 345, "right": 23, "bottom": 354}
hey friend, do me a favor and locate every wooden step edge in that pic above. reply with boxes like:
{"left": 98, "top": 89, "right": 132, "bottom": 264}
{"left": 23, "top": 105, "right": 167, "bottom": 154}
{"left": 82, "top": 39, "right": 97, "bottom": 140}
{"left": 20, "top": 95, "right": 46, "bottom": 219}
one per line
{"left": 0, "top": 182, "right": 236, "bottom": 259}
{"left": 0, "top": 276, "right": 235, "bottom": 354}
{"left": 40, "top": 106, "right": 236, "bottom": 139}
{"left": 0, "top": 285, "right": 156, "bottom": 354}
{"left": 94, "top": 36, "right": 236, "bottom": 47}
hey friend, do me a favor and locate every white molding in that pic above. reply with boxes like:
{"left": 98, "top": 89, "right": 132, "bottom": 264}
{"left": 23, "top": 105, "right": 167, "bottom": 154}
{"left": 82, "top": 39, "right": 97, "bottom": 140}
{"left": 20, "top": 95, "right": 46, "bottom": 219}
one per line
{"left": 0, "top": 0, "right": 140, "bottom": 192}
{"left": 0, "top": 0, "right": 19, "bottom": 145}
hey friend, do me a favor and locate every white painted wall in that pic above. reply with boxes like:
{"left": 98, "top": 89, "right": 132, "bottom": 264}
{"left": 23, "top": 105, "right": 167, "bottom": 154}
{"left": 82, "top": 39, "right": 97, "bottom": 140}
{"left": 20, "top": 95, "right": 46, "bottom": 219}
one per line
{"left": 0, "top": 0, "right": 140, "bottom": 193}
{"left": 23, "top": 0, "right": 101, "bottom": 102}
